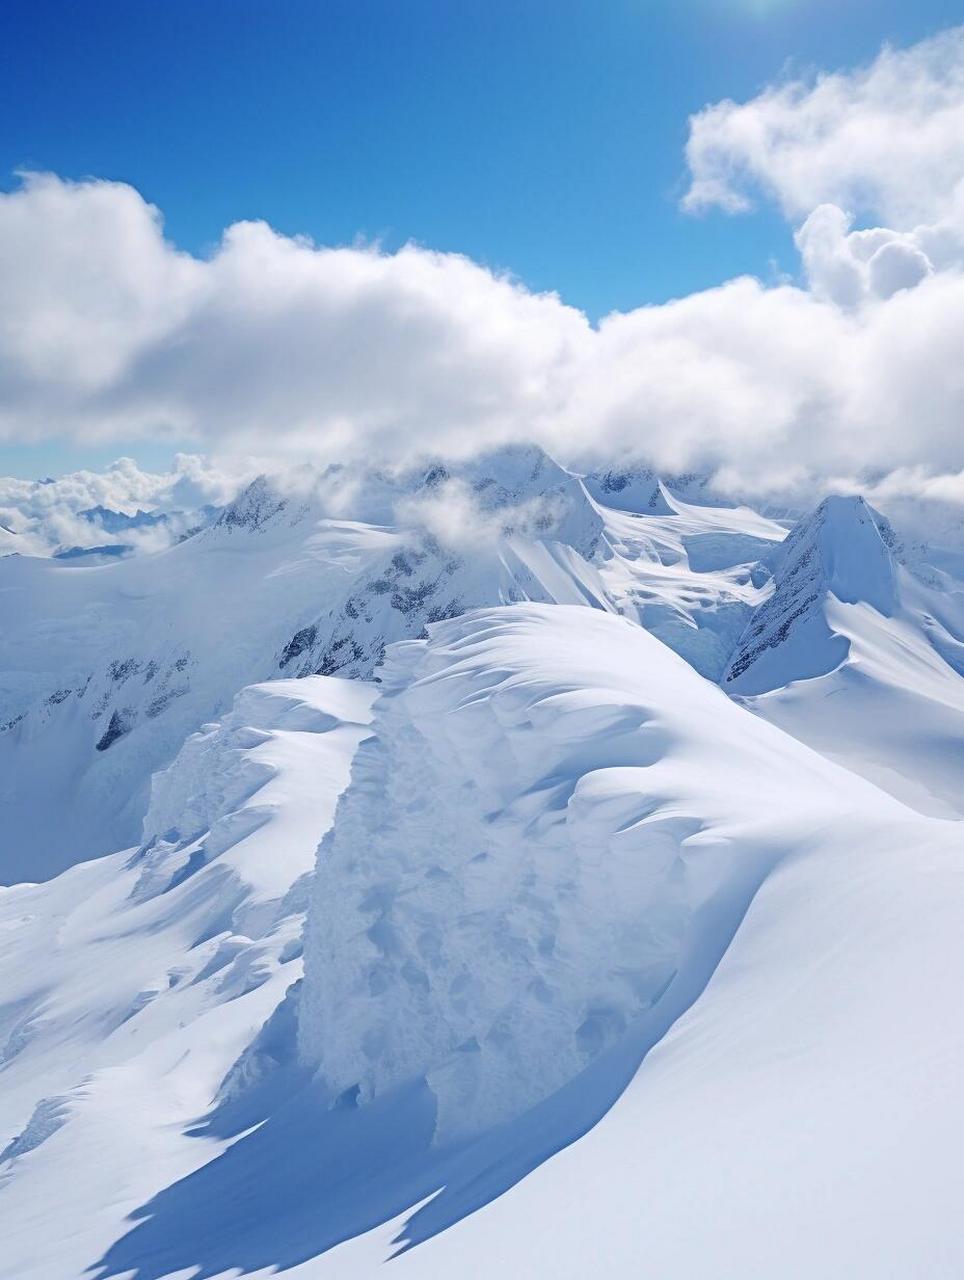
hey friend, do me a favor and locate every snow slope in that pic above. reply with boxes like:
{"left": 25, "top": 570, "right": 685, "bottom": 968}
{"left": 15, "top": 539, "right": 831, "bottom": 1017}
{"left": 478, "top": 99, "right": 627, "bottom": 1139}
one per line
{"left": 301, "top": 602, "right": 881, "bottom": 1138}
{"left": 376, "top": 792, "right": 963, "bottom": 1280}
{"left": 1, "top": 604, "right": 962, "bottom": 1279}
{"left": 0, "top": 674, "right": 374, "bottom": 1280}
{"left": 725, "top": 496, "right": 964, "bottom": 816}
{"left": 0, "top": 447, "right": 609, "bottom": 880}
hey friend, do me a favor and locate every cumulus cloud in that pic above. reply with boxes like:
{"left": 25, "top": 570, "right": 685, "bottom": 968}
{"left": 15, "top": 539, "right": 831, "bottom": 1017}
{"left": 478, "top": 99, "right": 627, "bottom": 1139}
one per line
{"left": 0, "top": 453, "right": 245, "bottom": 554}
{"left": 0, "top": 172, "right": 587, "bottom": 456}
{"left": 793, "top": 204, "right": 939, "bottom": 305}
{"left": 0, "top": 172, "right": 200, "bottom": 402}
{"left": 4, "top": 20, "right": 964, "bottom": 523}
{"left": 683, "top": 25, "right": 964, "bottom": 226}
{"left": 683, "top": 25, "right": 964, "bottom": 315}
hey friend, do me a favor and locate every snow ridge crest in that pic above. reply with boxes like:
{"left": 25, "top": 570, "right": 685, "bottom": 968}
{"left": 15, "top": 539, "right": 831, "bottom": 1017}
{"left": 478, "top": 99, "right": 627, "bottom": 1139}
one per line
{"left": 724, "top": 494, "right": 898, "bottom": 689}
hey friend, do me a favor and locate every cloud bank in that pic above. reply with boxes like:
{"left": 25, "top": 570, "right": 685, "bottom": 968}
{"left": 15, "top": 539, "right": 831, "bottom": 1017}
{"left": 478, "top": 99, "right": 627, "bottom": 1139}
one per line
{"left": 0, "top": 454, "right": 241, "bottom": 554}
{"left": 3, "top": 26, "right": 964, "bottom": 510}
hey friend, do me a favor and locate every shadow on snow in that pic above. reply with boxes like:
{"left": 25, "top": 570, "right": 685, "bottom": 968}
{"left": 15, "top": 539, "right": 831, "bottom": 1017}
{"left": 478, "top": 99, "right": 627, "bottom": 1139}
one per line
{"left": 91, "top": 863, "right": 766, "bottom": 1278}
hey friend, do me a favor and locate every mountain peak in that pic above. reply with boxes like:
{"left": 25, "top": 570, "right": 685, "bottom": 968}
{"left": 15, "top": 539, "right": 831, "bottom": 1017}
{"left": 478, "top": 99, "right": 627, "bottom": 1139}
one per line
{"left": 215, "top": 475, "right": 290, "bottom": 533}
{"left": 781, "top": 493, "right": 897, "bottom": 614}
{"left": 582, "top": 465, "right": 735, "bottom": 513}
{"left": 582, "top": 466, "right": 675, "bottom": 515}
{"left": 723, "top": 493, "right": 898, "bottom": 693}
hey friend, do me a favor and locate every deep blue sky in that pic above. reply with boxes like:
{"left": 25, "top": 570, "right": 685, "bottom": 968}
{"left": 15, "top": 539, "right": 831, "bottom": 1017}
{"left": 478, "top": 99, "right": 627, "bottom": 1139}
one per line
{"left": 3, "top": 0, "right": 963, "bottom": 477}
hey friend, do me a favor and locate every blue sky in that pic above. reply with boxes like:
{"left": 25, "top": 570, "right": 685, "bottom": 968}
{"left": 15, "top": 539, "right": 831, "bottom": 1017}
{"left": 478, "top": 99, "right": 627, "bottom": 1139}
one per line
{"left": 5, "top": 0, "right": 962, "bottom": 317}
{"left": 3, "top": 0, "right": 964, "bottom": 481}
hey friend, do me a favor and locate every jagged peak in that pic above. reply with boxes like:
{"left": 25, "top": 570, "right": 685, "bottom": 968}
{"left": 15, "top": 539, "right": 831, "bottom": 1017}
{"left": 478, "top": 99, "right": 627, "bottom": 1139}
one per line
{"left": 723, "top": 493, "right": 900, "bottom": 693}
{"left": 214, "top": 475, "right": 290, "bottom": 533}
{"left": 582, "top": 466, "right": 675, "bottom": 516}
{"left": 386, "top": 443, "right": 576, "bottom": 511}
{"left": 774, "top": 493, "right": 898, "bottom": 615}
{"left": 448, "top": 442, "right": 571, "bottom": 501}
{"left": 581, "top": 464, "right": 736, "bottom": 514}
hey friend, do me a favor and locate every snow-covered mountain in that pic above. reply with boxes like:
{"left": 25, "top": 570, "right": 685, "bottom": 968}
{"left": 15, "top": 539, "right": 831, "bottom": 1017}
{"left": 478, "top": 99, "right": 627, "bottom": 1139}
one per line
{"left": 0, "top": 459, "right": 228, "bottom": 560}
{"left": 0, "top": 446, "right": 608, "bottom": 878}
{"left": 724, "top": 495, "right": 964, "bottom": 816}
{"left": 1, "top": 445, "right": 963, "bottom": 1279}
{"left": 589, "top": 479, "right": 787, "bottom": 679}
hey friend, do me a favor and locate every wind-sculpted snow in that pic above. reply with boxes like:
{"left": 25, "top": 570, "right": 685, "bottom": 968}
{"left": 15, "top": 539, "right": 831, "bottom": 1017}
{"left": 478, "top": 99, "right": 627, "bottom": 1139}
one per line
{"left": 0, "top": 675, "right": 374, "bottom": 1279}
{"left": 1, "top": 605, "right": 963, "bottom": 1279}
{"left": 299, "top": 603, "right": 915, "bottom": 1139}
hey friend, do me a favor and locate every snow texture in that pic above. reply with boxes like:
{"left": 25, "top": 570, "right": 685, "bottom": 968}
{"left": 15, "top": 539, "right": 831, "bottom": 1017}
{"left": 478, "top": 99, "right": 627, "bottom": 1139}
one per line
{"left": 1, "top": 446, "right": 964, "bottom": 1280}
{"left": 299, "top": 603, "right": 935, "bottom": 1140}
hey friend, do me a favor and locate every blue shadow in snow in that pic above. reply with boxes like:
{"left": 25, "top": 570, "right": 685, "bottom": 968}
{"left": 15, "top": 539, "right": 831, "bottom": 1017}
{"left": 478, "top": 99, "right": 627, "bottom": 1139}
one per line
{"left": 90, "top": 1040, "right": 644, "bottom": 1280}
{"left": 91, "top": 860, "right": 769, "bottom": 1278}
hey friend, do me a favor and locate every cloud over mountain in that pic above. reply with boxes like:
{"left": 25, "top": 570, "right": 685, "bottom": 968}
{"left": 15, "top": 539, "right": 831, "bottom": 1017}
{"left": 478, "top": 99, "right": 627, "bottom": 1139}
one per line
{"left": 0, "top": 453, "right": 240, "bottom": 553}
{"left": 3, "top": 28, "right": 964, "bottom": 509}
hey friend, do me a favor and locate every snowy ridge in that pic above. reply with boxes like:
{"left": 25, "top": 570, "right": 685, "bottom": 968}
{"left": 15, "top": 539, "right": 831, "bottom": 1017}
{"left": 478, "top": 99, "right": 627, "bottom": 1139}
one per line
{"left": 0, "top": 594, "right": 961, "bottom": 1277}
{"left": 723, "top": 497, "right": 964, "bottom": 816}
{"left": 0, "top": 675, "right": 374, "bottom": 1279}
{"left": 299, "top": 603, "right": 922, "bottom": 1139}
{"left": 724, "top": 494, "right": 897, "bottom": 693}
{"left": 0, "top": 446, "right": 608, "bottom": 879}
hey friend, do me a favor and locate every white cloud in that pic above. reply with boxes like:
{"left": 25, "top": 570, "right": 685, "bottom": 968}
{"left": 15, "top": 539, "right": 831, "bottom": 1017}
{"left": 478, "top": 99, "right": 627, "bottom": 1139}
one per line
{"left": 793, "top": 204, "right": 939, "bottom": 305}
{"left": 0, "top": 172, "right": 200, "bottom": 400}
{"left": 4, "top": 10, "right": 964, "bottom": 547}
{"left": 0, "top": 174, "right": 589, "bottom": 456}
{"left": 683, "top": 26, "right": 964, "bottom": 227}
{"left": 0, "top": 453, "right": 244, "bottom": 553}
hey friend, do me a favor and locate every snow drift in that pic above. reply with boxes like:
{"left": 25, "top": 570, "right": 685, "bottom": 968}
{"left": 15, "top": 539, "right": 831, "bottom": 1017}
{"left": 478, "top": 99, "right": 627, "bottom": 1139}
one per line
{"left": 2, "top": 602, "right": 963, "bottom": 1279}
{"left": 0, "top": 675, "right": 374, "bottom": 1279}
{"left": 298, "top": 603, "right": 934, "bottom": 1140}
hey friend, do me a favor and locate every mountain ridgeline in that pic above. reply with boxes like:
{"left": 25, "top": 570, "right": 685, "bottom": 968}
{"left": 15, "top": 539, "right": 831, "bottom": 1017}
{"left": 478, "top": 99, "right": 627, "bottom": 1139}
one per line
{"left": 1, "top": 447, "right": 964, "bottom": 1279}
{"left": 1, "top": 446, "right": 962, "bottom": 880}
